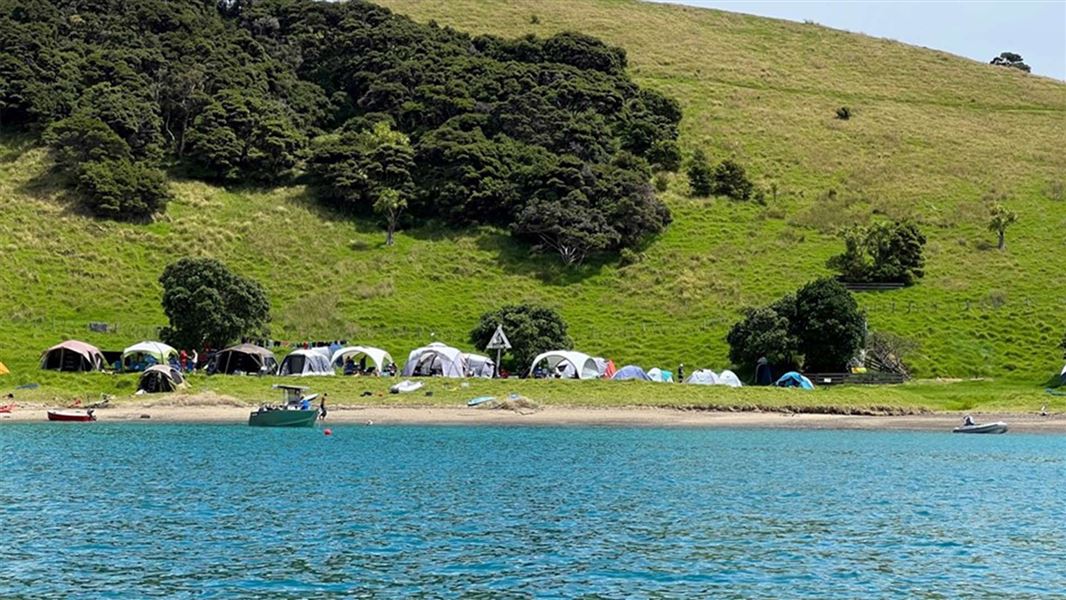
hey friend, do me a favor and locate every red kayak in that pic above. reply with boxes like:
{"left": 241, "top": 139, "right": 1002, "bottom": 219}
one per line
{"left": 0, "top": 403, "right": 13, "bottom": 413}
{"left": 47, "top": 409, "right": 96, "bottom": 422}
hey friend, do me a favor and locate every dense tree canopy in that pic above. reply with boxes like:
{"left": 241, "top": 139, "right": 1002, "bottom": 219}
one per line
{"left": 159, "top": 257, "right": 270, "bottom": 351}
{"left": 727, "top": 278, "right": 865, "bottom": 373}
{"left": 2, "top": 0, "right": 681, "bottom": 258}
{"left": 470, "top": 304, "right": 572, "bottom": 372}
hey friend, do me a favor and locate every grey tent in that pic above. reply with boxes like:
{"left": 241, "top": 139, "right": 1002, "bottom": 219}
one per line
{"left": 612, "top": 365, "right": 652, "bottom": 381}
{"left": 138, "top": 365, "right": 187, "bottom": 393}
{"left": 212, "top": 343, "right": 278, "bottom": 375}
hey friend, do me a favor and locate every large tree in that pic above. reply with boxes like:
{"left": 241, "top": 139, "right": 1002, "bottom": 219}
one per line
{"left": 159, "top": 258, "right": 270, "bottom": 350}
{"left": 990, "top": 52, "right": 1031, "bottom": 73}
{"left": 470, "top": 304, "right": 572, "bottom": 372}
{"left": 727, "top": 279, "right": 865, "bottom": 373}
{"left": 790, "top": 278, "right": 866, "bottom": 372}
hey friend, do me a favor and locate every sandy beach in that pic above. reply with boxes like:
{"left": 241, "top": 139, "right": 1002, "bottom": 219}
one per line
{"left": 2, "top": 401, "right": 1064, "bottom": 433}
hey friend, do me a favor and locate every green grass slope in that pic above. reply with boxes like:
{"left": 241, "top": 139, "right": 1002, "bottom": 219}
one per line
{"left": 2, "top": 0, "right": 1065, "bottom": 383}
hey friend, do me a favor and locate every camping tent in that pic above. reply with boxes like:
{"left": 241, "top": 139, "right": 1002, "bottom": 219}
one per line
{"left": 41, "top": 340, "right": 105, "bottom": 372}
{"left": 330, "top": 346, "right": 394, "bottom": 375}
{"left": 138, "top": 365, "right": 186, "bottom": 393}
{"left": 278, "top": 349, "right": 335, "bottom": 376}
{"left": 463, "top": 353, "right": 496, "bottom": 378}
{"left": 612, "top": 365, "right": 652, "bottom": 381}
{"left": 776, "top": 371, "right": 814, "bottom": 389}
{"left": 528, "top": 351, "right": 600, "bottom": 380}
{"left": 212, "top": 343, "right": 278, "bottom": 375}
{"left": 122, "top": 341, "right": 178, "bottom": 371}
{"left": 647, "top": 368, "right": 674, "bottom": 383}
{"left": 686, "top": 369, "right": 719, "bottom": 385}
{"left": 402, "top": 343, "right": 466, "bottom": 378}
{"left": 717, "top": 370, "right": 743, "bottom": 388}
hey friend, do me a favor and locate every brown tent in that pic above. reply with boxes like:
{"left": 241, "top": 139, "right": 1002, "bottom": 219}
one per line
{"left": 40, "top": 340, "right": 106, "bottom": 372}
{"left": 211, "top": 343, "right": 278, "bottom": 375}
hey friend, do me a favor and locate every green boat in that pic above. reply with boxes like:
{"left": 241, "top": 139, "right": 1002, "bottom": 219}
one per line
{"left": 248, "top": 385, "right": 319, "bottom": 428}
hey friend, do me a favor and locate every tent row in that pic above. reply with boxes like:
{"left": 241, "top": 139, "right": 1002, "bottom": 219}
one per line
{"left": 38, "top": 339, "right": 831, "bottom": 388}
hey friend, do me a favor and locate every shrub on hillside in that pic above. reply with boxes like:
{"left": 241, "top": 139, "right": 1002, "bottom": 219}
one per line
{"left": 727, "top": 278, "right": 865, "bottom": 373}
{"left": 75, "top": 158, "right": 170, "bottom": 220}
{"left": 835, "top": 106, "right": 852, "bottom": 120}
{"left": 865, "top": 331, "right": 917, "bottom": 377}
{"left": 827, "top": 221, "right": 926, "bottom": 285}
{"left": 712, "top": 159, "right": 754, "bottom": 201}
{"left": 987, "top": 203, "right": 1017, "bottom": 250}
{"left": 44, "top": 114, "right": 131, "bottom": 170}
{"left": 470, "top": 304, "right": 572, "bottom": 372}
{"left": 159, "top": 258, "right": 270, "bottom": 351}
{"left": 687, "top": 149, "right": 713, "bottom": 197}
{"left": 990, "top": 52, "right": 1031, "bottom": 73}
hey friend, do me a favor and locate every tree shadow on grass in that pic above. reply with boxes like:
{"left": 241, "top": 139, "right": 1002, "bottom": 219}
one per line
{"left": 0, "top": 128, "right": 40, "bottom": 164}
{"left": 472, "top": 230, "right": 611, "bottom": 286}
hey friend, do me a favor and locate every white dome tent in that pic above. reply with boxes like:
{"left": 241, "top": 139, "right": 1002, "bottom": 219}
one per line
{"left": 278, "top": 349, "right": 336, "bottom": 376}
{"left": 686, "top": 369, "right": 719, "bottom": 385}
{"left": 463, "top": 353, "right": 495, "bottom": 378}
{"left": 330, "top": 346, "right": 394, "bottom": 375}
{"left": 402, "top": 343, "right": 466, "bottom": 378}
{"left": 717, "top": 369, "right": 743, "bottom": 387}
{"left": 528, "top": 351, "right": 600, "bottom": 380}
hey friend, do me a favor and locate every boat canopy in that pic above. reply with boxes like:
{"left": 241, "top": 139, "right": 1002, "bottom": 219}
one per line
{"left": 528, "top": 350, "right": 599, "bottom": 380}
{"left": 41, "top": 340, "right": 106, "bottom": 372}
{"left": 402, "top": 342, "right": 466, "bottom": 378}
{"left": 330, "top": 346, "right": 394, "bottom": 374}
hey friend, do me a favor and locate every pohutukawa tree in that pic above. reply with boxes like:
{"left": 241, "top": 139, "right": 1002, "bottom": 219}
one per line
{"left": 159, "top": 258, "right": 270, "bottom": 350}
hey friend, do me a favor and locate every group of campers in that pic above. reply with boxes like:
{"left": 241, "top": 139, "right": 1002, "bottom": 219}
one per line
{"left": 37, "top": 338, "right": 822, "bottom": 391}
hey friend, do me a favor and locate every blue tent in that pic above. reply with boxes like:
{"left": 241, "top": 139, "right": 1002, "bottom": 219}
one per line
{"left": 612, "top": 365, "right": 652, "bottom": 381}
{"left": 775, "top": 371, "right": 814, "bottom": 389}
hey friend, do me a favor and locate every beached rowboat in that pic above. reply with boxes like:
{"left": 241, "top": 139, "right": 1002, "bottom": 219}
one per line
{"left": 47, "top": 409, "right": 96, "bottom": 422}
{"left": 952, "top": 422, "right": 1008, "bottom": 434}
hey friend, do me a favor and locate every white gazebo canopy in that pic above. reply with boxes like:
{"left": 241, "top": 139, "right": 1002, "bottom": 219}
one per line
{"left": 528, "top": 350, "right": 599, "bottom": 380}
{"left": 331, "top": 346, "right": 394, "bottom": 374}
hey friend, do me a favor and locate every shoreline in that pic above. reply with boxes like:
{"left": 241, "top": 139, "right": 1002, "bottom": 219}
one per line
{"left": 2, "top": 403, "right": 1064, "bottom": 432}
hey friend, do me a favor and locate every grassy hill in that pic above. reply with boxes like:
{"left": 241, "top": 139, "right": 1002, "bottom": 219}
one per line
{"left": 2, "top": 0, "right": 1065, "bottom": 385}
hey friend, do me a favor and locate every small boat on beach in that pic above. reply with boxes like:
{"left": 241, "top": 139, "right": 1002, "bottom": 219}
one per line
{"left": 953, "top": 422, "right": 1008, "bottom": 434}
{"left": 248, "top": 385, "right": 319, "bottom": 428}
{"left": 47, "top": 409, "right": 96, "bottom": 422}
{"left": 0, "top": 403, "right": 14, "bottom": 413}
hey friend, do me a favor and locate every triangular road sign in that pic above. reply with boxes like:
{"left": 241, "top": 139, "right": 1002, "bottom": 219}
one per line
{"left": 486, "top": 324, "right": 512, "bottom": 350}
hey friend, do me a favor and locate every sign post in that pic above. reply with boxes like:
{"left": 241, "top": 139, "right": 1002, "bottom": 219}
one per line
{"left": 485, "top": 324, "right": 512, "bottom": 378}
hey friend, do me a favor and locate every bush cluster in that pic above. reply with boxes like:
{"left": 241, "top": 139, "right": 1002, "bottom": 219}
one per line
{"left": 827, "top": 221, "right": 927, "bottom": 285}
{"left": 4, "top": 0, "right": 681, "bottom": 260}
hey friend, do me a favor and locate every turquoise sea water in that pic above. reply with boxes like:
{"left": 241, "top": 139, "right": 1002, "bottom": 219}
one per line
{"left": 1, "top": 424, "right": 1064, "bottom": 598}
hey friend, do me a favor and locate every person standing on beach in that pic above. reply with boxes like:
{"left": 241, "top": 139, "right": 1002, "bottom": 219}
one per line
{"left": 319, "top": 393, "right": 328, "bottom": 420}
